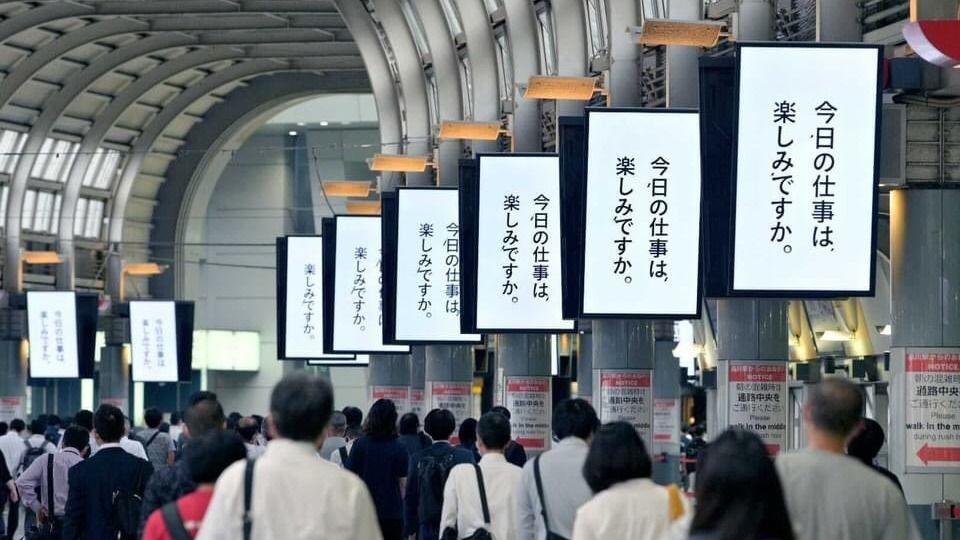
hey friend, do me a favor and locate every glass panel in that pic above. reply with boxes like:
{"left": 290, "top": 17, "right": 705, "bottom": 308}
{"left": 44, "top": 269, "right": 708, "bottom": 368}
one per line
{"left": 459, "top": 56, "right": 474, "bottom": 119}
{"left": 0, "top": 130, "right": 24, "bottom": 175}
{"left": 51, "top": 193, "right": 61, "bottom": 235}
{"left": 495, "top": 33, "right": 514, "bottom": 102}
{"left": 31, "top": 138, "right": 54, "bottom": 179}
{"left": 33, "top": 190, "right": 52, "bottom": 231}
{"left": 60, "top": 142, "right": 78, "bottom": 182}
{"left": 438, "top": 0, "right": 464, "bottom": 37}
{"left": 536, "top": 8, "right": 558, "bottom": 75}
{"left": 96, "top": 150, "right": 120, "bottom": 189}
{"left": 0, "top": 185, "right": 9, "bottom": 228}
{"left": 426, "top": 74, "right": 440, "bottom": 129}
{"left": 82, "top": 148, "right": 105, "bottom": 187}
{"left": 73, "top": 197, "right": 87, "bottom": 237}
{"left": 399, "top": 0, "right": 431, "bottom": 61}
{"left": 483, "top": 0, "right": 501, "bottom": 14}
{"left": 585, "top": 0, "right": 609, "bottom": 56}
{"left": 22, "top": 189, "right": 35, "bottom": 229}
{"left": 84, "top": 199, "right": 103, "bottom": 239}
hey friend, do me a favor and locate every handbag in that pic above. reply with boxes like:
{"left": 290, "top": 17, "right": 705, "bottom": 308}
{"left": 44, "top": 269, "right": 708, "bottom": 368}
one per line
{"left": 441, "top": 464, "right": 493, "bottom": 540}
{"left": 25, "top": 454, "right": 61, "bottom": 540}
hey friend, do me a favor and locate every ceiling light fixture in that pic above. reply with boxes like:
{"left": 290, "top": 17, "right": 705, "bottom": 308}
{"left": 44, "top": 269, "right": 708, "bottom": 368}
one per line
{"left": 523, "top": 76, "right": 601, "bottom": 100}
{"left": 630, "top": 19, "right": 728, "bottom": 48}
{"left": 369, "top": 154, "right": 433, "bottom": 173}
{"left": 439, "top": 120, "right": 505, "bottom": 141}
{"left": 322, "top": 181, "right": 374, "bottom": 198}
{"left": 345, "top": 200, "right": 381, "bottom": 215}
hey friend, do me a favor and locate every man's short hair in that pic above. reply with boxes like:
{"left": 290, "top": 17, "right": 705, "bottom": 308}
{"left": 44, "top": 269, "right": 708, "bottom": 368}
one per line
{"left": 806, "top": 377, "right": 864, "bottom": 437}
{"left": 424, "top": 409, "right": 456, "bottom": 441}
{"left": 29, "top": 419, "right": 45, "bottom": 435}
{"left": 10, "top": 419, "right": 24, "bottom": 432}
{"left": 63, "top": 426, "right": 89, "bottom": 452}
{"left": 342, "top": 406, "right": 363, "bottom": 428}
{"left": 47, "top": 415, "right": 61, "bottom": 427}
{"left": 478, "top": 412, "right": 511, "bottom": 450}
{"left": 489, "top": 406, "right": 511, "bottom": 421}
{"left": 398, "top": 413, "right": 419, "bottom": 436}
{"left": 553, "top": 398, "right": 600, "bottom": 440}
{"left": 170, "top": 411, "right": 182, "bottom": 425}
{"left": 270, "top": 373, "right": 334, "bottom": 442}
{"left": 144, "top": 407, "right": 163, "bottom": 429}
{"left": 185, "top": 398, "right": 226, "bottom": 438}
{"left": 73, "top": 410, "right": 94, "bottom": 431}
{"left": 237, "top": 417, "right": 259, "bottom": 443}
{"left": 188, "top": 391, "right": 219, "bottom": 407}
{"left": 0, "top": 422, "right": 7, "bottom": 436}
{"left": 186, "top": 431, "right": 247, "bottom": 484}
{"left": 329, "top": 411, "right": 347, "bottom": 436}
{"left": 94, "top": 405, "right": 125, "bottom": 443}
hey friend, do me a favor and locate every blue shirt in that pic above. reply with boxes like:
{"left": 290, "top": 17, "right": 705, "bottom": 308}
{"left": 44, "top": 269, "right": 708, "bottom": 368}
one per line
{"left": 346, "top": 435, "right": 408, "bottom": 521}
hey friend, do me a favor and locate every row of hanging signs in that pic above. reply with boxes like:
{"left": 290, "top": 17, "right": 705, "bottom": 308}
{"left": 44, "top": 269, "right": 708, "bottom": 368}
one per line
{"left": 277, "top": 43, "right": 883, "bottom": 361}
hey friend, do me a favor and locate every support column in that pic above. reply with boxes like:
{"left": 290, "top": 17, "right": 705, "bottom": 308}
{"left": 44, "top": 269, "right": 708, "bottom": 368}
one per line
{"left": 99, "top": 345, "right": 130, "bottom": 418}
{"left": 367, "top": 354, "right": 413, "bottom": 415}
{"left": 592, "top": 320, "right": 656, "bottom": 448}
{"left": 576, "top": 331, "right": 593, "bottom": 403}
{"left": 653, "top": 323, "right": 682, "bottom": 484}
{"left": 498, "top": 334, "right": 554, "bottom": 452}
{"left": 715, "top": 299, "right": 789, "bottom": 452}
{"left": 889, "top": 189, "right": 960, "bottom": 538}
{"left": 425, "top": 344, "right": 475, "bottom": 442}
{"left": 0, "top": 339, "right": 27, "bottom": 421}
{"left": 409, "top": 348, "right": 426, "bottom": 418}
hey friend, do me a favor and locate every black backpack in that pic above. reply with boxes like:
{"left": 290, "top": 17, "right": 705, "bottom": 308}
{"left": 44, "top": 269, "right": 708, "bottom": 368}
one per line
{"left": 111, "top": 463, "right": 147, "bottom": 539}
{"left": 20, "top": 440, "right": 46, "bottom": 474}
{"left": 417, "top": 447, "right": 458, "bottom": 526}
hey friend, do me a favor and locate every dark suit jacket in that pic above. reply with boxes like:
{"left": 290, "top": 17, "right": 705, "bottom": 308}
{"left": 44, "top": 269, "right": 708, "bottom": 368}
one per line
{"left": 403, "top": 442, "right": 475, "bottom": 536}
{"left": 62, "top": 446, "right": 154, "bottom": 539}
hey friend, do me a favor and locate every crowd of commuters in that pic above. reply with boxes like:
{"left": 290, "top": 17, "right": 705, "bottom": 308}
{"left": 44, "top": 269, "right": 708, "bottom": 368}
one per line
{"left": 0, "top": 374, "right": 921, "bottom": 540}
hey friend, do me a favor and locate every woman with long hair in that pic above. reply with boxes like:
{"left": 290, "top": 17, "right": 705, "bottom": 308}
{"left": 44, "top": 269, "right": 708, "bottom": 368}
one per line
{"left": 689, "top": 428, "right": 795, "bottom": 540}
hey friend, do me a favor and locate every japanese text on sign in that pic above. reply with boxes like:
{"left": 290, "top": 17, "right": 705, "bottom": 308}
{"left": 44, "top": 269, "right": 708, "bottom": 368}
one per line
{"left": 904, "top": 351, "right": 960, "bottom": 470}
{"left": 27, "top": 292, "right": 80, "bottom": 379}
{"left": 505, "top": 377, "right": 551, "bottom": 450}
{"left": 282, "top": 237, "right": 351, "bottom": 359}
{"left": 727, "top": 361, "right": 787, "bottom": 454}
{"left": 130, "top": 301, "right": 179, "bottom": 382}
{"left": 597, "top": 371, "right": 653, "bottom": 449}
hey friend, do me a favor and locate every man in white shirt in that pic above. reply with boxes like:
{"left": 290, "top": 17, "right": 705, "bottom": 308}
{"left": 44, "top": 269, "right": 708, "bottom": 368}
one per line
{"left": 0, "top": 419, "right": 26, "bottom": 539}
{"left": 197, "top": 373, "right": 381, "bottom": 539}
{"left": 516, "top": 399, "right": 599, "bottom": 540}
{"left": 776, "top": 377, "right": 920, "bottom": 540}
{"left": 442, "top": 411, "right": 523, "bottom": 540}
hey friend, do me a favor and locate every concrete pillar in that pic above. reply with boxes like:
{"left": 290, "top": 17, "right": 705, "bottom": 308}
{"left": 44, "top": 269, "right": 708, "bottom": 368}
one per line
{"left": 367, "top": 354, "right": 413, "bottom": 415}
{"left": 98, "top": 345, "right": 130, "bottom": 418}
{"left": 653, "top": 324, "right": 682, "bottom": 485}
{"left": 409, "top": 348, "right": 426, "bottom": 419}
{"left": 498, "top": 334, "right": 554, "bottom": 452}
{"left": 0, "top": 339, "right": 27, "bottom": 421}
{"left": 715, "top": 299, "right": 789, "bottom": 452}
{"left": 425, "top": 344, "right": 475, "bottom": 442}
{"left": 592, "top": 320, "right": 656, "bottom": 448}
{"left": 889, "top": 189, "right": 960, "bottom": 538}
{"left": 577, "top": 331, "right": 593, "bottom": 403}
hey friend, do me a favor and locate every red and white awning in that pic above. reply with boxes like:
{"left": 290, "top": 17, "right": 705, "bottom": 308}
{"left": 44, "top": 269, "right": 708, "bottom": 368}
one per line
{"left": 903, "top": 20, "right": 960, "bottom": 68}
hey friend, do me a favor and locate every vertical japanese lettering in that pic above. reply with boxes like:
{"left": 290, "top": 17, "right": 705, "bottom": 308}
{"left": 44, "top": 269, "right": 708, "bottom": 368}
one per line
{"left": 502, "top": 194, "right": 520, "bottom": 303}
{"left": 352, "top": 247, "right": 367, "bottom": 330}
{"left": 648, "top": 157, "right": 669, "bottom": 281}
{"left": 812, "top": 100, "right": 837, "bottom": 251}
{"left": 770, "top": 100, "right": 795, "bottom": 253}
{"left": 613, "top": 156, "right": 635, "bottom": 282}
{"left": 417, "top": 223, "right": 434, "bottom": 317}
{"left": 444, "top": 223, "right": 460, "bottom": 315}
{"left": 532, "top": 194, "right": 551, "bottom": 301}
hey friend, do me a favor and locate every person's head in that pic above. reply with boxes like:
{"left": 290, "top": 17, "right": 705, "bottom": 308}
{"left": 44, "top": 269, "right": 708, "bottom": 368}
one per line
{"left": 93, "top": 404, "right": 125, "bottom": 444}
{"left": 10, "top": 418, "right": 25, "bottom": 433}
{"left": 144, "top": 407, "right": 163, "bottom": 429}
{"left": 269, "top": 372, "right": 334, "bottom": 445}
{"left": 848, "top": 418, "right": 886, "bottom": 464}
{"left": 583, "top": 422, "right": 652, "bottom": 494}
{"left": 399, "top": 413, "right": 420, "bottom": 436}
{"left": 62, "top": 425, "right": 90, "bottom": 454}
{"left": 188, "top": 391, "right": 218, "bottom": 407}
{"left": 327, "top": 411, "right": 347, "bottom": 438}
{"left": 489, "top": 406, "right": 511, "bottom": 421}
{"left": 803, "top": 377, "right": 864, "bottom": 445}
{"left": 29, "top": 419, "right": 45, "bottom": 436}
{"left": 73, "top": 410, "right": 93, "bottom": 431}
{"left": 343, "top": 406, "right": 363, "bottom": 428}
{"left": 170, "top": 411, "right": 182, "bottom": 426}
{"left": 0, "top": 422, "right": 7, "bottom": 436}
{"left": 424, "top": 409, "right": 456, "bottom": 442}
{"left": 458, "top": 418, "right": 478, "bottom": 446}
{"left": 690, "top": 429, "right": 795, "bottom": 540}
{"left": 553, "top": 398, "right": 600, "bottom": 441}
{"left": 226, "top": 412, "right": 242, "bottom": 431}
{"left": 185, "top": 397, "right": 226, "bottom": 439}
{"left": 252, "top": 414, "right": 264, "bottom": 430}
{"left": 477, "top": 412, "right": 510, "bottom": 453}
{"left": 159, "top": 422, "right": 170, "bottom": 433}
{"left": 186, "top": 431, "right": 247, "bottom": 485}
{"left": 364, "top": 399, "right": 399, "bottom": 438}
{"left": 237, "top": 417, "right": 259, "bottom": 444}
{"left": 47, "top": 414, "right": 61, "bottom": 428}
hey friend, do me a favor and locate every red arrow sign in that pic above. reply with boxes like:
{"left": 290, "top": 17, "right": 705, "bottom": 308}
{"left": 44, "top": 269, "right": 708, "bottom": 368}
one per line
{"left": 917, "top": 443, "right": 960, "bottom": 465}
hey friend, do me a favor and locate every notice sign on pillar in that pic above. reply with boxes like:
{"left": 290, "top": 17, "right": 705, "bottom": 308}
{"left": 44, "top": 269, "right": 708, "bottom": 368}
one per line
{"left": 504, "top": 376, "right": 552, "bottom": 451}
{"left": 409, "top": 388, "right": 425, "bottom": 418}
{"left": 904, "top": 351, "right": 960, "bottom": 471}
{"left": 384, "top": 188, "right": 482, "bottom": 344}
{"left": 581, "top": 109, "right": 702, "bottom": 318}
{"left": 597, "top": 371, "right": 653, "bottom": 448}
{"left": 727, "top": 361, "right": 787, "bottom": 454}
{"left": 130, "top": 301, "right": 179, "bottom": 383}
{"left": 653, "top": 398, "right": 681, "bottom": 450}
{"left": 27, "top": 291, "right": 80, "bottom": 378}
{"left": 324, "top": 216, "right": 411, "bottom": 355}
{"left": 427, "top": 381, "right": 472, "bottom": 443}
{"left": 465, "top": 154, "right": 575, "bottom": 333}
{"left": 371, "top": 386, "right": 410, "bottom": 416}
{"left": 0, "top": 396, "right": 25, "bottom": 422}
{"left": 731, "top": 44, "right": 881, "bottom": 295}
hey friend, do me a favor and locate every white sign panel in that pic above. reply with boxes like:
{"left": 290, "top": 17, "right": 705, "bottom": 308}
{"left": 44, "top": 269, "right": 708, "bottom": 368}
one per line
{"left": 596, "top": 370, "right": 653, "bottom": 449}
{"left": 904, "top": 350, "right": 960, "bottom": 470}
{"left": 476, "top": 155, "right": 574, "bottom": 331}
{"left": 0, "top": 396, "right": 24, "bottom": 422}
{"left": 427, "top": 381, "right": 472, "bottom": 444}
{"left": 370, "top": 386, "right": 410, "bottom": 417}
{"left": 282, "top": 236, "right": 352, "bottom": 359}
{"left": 332, "top": 216, "right": 410, "bottom": 354}
{"left": 727, "top": 361, "right": 787, "bottom": 454}
{"left": 395, "top": 189, "right": 481, "bottom": 343}
{"left": 130, "top": 301, "right": 179, "bottom": 382}
{"left": 732, "top": 44, "right": 880, "bottom": 293}
{"left": 582, "top": 110, "right": 702, "bottom": 317}
{"left": 27, "top": 291, "right": 80, "bottom": 378}
{"left": 505, "top": 376, "right": 552, "bottom": 451}
{"left": 653, "top": 398, "right": 681, "bottom": 449}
